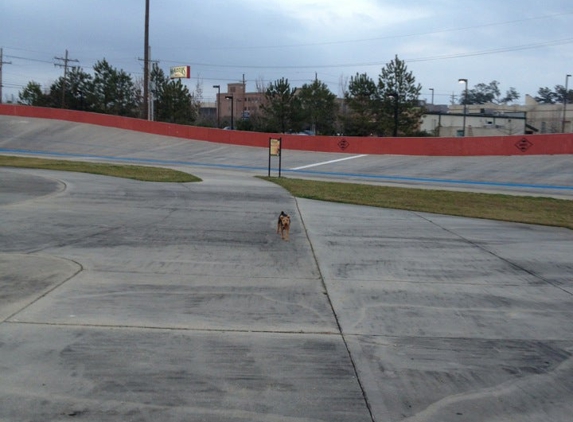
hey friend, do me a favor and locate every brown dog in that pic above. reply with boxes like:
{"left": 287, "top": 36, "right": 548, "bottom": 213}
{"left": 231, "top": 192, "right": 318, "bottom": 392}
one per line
{"left": 277, "top": 211, "right": 291, "bottom": 241}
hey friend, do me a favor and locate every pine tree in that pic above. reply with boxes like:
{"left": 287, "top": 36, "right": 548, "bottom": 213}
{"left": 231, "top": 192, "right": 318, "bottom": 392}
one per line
{"left": 298, "top": 79, "right": 337, "bottom": 135}
{"left": 261, "top": 78, "right": 302, "bottom": 133}
{"left": 377, "top": 55, "right": 423, "bottom": 136}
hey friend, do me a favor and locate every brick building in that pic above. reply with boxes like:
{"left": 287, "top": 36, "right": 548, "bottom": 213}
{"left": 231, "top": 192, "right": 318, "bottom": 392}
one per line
{"left": 215, "top": 83, "right": 265, "bottom": 127}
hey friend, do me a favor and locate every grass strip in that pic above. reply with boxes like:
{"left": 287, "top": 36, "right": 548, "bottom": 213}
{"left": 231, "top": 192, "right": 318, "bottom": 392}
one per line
{"left": 260, "top": 176, "right": 573, "bottom": 230}
{"left": 0, "top": 155, "right": 201, "bottom": 183}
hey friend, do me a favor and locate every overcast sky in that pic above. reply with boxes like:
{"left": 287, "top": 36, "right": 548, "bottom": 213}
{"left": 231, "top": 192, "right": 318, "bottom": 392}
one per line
{"left": 1, "top": 0, "right": 572, "bottom": 105}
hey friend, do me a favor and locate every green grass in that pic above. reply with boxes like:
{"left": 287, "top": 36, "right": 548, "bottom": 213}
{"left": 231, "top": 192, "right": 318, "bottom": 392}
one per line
{"left": 0, "top": 155, "right": 201, "bottom": 183}
{"left": 260, "top": 176, "right": 573, "bottom": 230}
{"left": 3, "top": 155, "right": 570, "bottom": 229}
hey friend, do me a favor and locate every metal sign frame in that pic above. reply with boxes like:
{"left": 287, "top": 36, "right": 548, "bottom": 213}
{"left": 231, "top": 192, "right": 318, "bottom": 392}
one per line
{"left": 268, "top": 137, "right": 282, "bottom": 177}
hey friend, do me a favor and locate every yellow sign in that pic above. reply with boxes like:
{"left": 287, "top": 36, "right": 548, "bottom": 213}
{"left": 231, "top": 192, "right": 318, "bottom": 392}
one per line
{"left": 270, "top": 138, "right": 281, "bottom": 156}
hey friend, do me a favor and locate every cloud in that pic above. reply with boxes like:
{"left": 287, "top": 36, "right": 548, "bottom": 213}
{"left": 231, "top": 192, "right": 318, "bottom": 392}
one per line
{"left": 1, "top": 0, "right": 572, "bottom": 104}
{"left": 243, "top": 0, "right": 430, "bottom": 33}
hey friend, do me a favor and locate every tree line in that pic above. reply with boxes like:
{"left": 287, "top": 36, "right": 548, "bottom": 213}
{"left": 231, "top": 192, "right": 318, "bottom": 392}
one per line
{"left": 460, "top": 80, "right": 573, "bottom": 105}
{"left": 18, "top": 60, "right": 198, "bottom": 124}
{"left": 17, "top": 55, "right": 573, "bottom": 136}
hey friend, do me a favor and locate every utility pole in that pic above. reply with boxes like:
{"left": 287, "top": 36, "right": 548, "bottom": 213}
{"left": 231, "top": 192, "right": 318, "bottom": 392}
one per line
{"left": 0, "top": 48, "right": 13, "bottom": 104}
{"left": 54, "top": 49, "right": 79, "bottom": 108}
{"left": 242, "top": 73, "right": 246, "bottom": 119}
{"left": 143, "top": 0, "right": 150, "bottom": 120}
{"left": 138, "top": 47, "right": 158, "bottom": 120}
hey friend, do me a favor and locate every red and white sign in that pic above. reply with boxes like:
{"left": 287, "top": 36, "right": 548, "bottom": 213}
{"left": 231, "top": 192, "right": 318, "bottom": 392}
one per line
{"left": 170, "top": 66, "right": 191, "bottom": 79}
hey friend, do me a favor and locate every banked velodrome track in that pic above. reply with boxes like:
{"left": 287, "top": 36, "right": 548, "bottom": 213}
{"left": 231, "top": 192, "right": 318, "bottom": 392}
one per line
{"left": 1, "top": 114, "right": 573, "bottom": 198}
{"left": 1, "top": 115, "right": 572, "bottom": 422}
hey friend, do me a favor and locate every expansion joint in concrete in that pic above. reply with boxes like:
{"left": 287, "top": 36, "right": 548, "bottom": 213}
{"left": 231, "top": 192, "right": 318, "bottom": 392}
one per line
{"left": 294, "top": 197, "right": 376, "bottom": 422}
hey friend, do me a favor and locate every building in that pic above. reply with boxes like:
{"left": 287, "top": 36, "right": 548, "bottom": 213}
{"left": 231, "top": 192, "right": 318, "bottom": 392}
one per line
{"left": 212, "top": 81, "right": 571, "bottom": 135}
{"left": 421, "top": 108, "right": 528, "bottom": 137}
{"left": 421, "top": 95, "right": 572, "bottom": 137}
{"left": 215, "top": 83, "right": 265, "bottom": 127}
{"left": 518, "top": 95, "right": 571, "bottom": 134}
{"left": 199, "top": 101, "right": 216, "bottom": 121}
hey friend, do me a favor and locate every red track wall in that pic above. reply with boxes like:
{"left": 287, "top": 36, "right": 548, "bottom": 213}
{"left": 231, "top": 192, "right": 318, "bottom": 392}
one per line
{"left": 2, "top": 104, "right": 572, "bottom": 156}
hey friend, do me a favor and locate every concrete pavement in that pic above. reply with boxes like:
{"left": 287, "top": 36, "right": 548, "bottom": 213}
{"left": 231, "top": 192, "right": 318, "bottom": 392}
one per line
{"left": 1, "top": 116, "right": 572, "bottom": 421}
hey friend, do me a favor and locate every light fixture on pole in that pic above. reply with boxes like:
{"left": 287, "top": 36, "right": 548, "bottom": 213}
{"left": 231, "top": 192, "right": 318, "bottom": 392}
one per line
{"left": 458, "top": 78, "right": 468, "bottom": 136}
{"left": 213, "top": 85, "right": 220, "bottom": 128}
{"left": 562, "top": 74, "right": 571, "bottom": 133}
{"left": 225, "top": 95, "right": 234, "bottom": 130}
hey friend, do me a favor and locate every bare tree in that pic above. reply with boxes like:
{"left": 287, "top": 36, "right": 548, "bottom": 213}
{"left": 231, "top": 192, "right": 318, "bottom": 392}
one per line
{"left": 255, "top": 75, "right": 268, "bottom": 93}
{"left": 192, "top": 76, "right": 203, "bottom": 111}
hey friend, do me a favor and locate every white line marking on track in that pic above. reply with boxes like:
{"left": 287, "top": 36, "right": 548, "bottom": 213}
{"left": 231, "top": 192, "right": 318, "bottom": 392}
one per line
{"left": 290, "top": 154, "right": 368, "bottom": 170}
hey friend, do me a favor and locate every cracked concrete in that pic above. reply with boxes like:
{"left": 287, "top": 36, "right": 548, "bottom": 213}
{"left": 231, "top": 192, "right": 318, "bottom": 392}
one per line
{"left": 0, "top": 116, "right": 572, "bottom": 421}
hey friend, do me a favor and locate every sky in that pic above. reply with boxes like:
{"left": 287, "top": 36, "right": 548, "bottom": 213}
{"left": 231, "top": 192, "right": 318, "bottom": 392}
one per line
{"left": 1, "top": 0, "right": 572, "bottom": 105}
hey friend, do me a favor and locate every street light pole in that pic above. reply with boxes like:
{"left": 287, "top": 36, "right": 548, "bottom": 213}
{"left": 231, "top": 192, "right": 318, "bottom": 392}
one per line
{"left": 430, "top": 88, "right": 434, "bottom": 105}
{"left": 213, "top": 85, "right": 220, "bottom": 128}
{"left": 458, "top": 78, "right": 468, "bottom": 136}
{"left": 225, "top": 95, "right": 234, "bottom": 129}
{"left": 562, "top": 74, "right": 571, "bottom": 133}
{"left": 388, "top": 92, "right": 399, "bottom": 137}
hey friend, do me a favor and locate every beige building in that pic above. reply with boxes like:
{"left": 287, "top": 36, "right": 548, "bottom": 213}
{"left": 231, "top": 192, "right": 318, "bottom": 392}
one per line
{"left": 421, "top": 95, "right": 572, "bottom": 136}
{"left": 421, "top": 109, "right": 528, "bottom": 137}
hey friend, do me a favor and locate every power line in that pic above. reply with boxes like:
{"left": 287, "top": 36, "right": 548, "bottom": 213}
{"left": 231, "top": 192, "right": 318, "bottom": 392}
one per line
{"left": 157, "top": 36, "right": 573, "bottom": 70}
{"left": 2, "top": 83, "right": 23, "bottom": 88}
{"left": 405, "top": 37, "right": 573, "bottom": 63}
{"left": 175, "top": 10, "right": 573, "bottom": 52}
{"left": 5, "top": 32, "right": 570, "bottom": 89}
{"left": 5, "top": 54, "right": 53, "bottom": 64}
{"left": 3, "top": 30, "right": 570, "bottom": 101}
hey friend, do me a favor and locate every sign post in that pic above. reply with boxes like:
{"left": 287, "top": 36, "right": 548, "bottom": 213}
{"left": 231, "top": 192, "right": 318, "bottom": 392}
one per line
{"left": 268, "top": 137, "right": 282, "bottom": 177}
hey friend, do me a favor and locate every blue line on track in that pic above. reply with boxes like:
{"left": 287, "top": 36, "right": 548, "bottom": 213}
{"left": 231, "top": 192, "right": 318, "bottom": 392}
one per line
{"left": 2, "top": 148, "right": 573, "bottom": 192}
{"left": 283, "top": 168, "right": 573, "bottom": 191}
